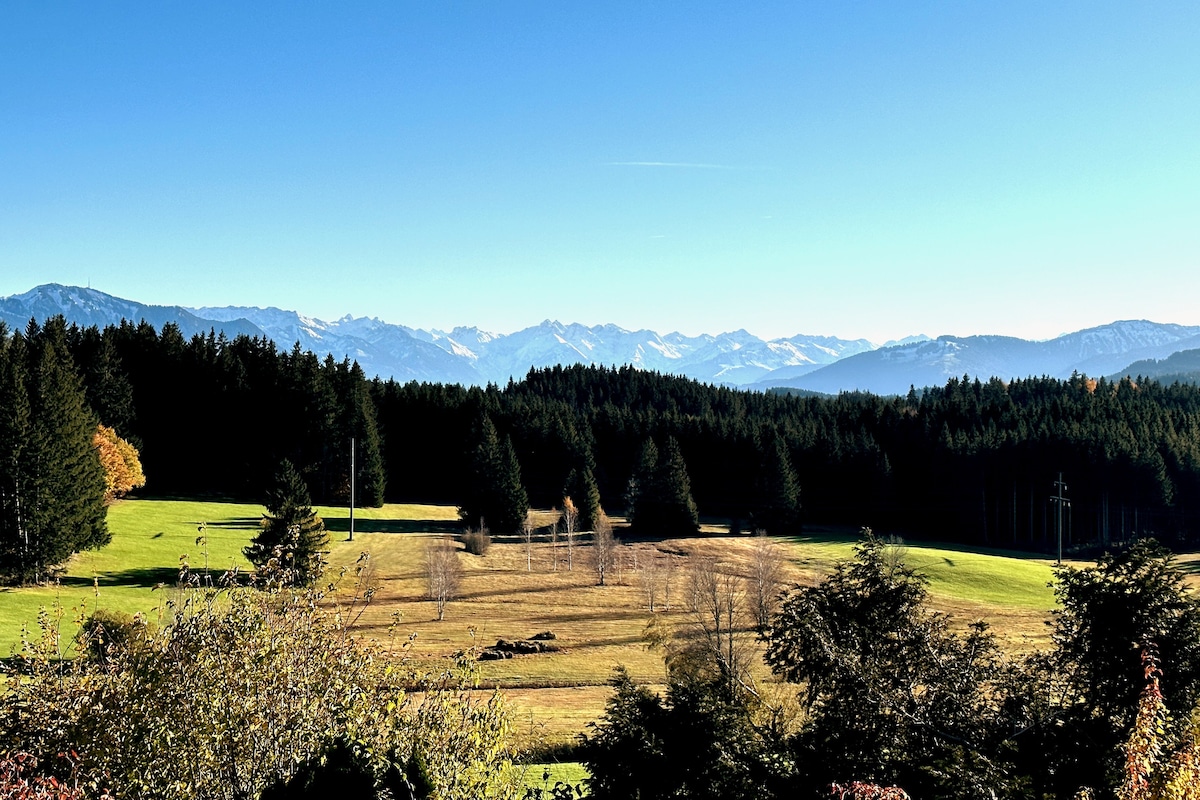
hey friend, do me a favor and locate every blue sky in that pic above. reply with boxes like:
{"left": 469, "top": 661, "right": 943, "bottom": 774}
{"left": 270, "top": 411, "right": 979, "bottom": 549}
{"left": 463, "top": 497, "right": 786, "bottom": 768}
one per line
{"left": 2, "top": 2, "right": 1198, "bottom": 342}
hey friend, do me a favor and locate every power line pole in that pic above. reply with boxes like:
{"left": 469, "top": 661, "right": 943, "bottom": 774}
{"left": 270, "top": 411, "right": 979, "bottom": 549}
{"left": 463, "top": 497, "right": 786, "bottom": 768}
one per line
{"left": 1051, "top": 472, "right": 1070, "bottom": 563}
{"left": 349, "top": 436, "right": 355, "bottom": 542}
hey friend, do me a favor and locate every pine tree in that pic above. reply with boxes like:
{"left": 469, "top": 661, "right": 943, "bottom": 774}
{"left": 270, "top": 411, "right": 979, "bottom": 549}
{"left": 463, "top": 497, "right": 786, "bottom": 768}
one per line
{"left": 0, "top": 321, "right": 108, "bottom": 582}
{"left": 755, "top": 433, "right": 802, "bottom": 534}
{"left": 630, "top": 437, "right": 699, "bottom": 538}
{"left": 245, "top": 459, "right": 329, "bottom": 586}
{"left": 459, "top": 416, "right": 529, "bottom": 533}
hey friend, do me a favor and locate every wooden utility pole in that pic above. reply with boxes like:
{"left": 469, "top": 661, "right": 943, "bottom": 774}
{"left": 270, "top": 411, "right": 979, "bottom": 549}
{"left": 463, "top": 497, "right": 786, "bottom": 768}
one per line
{"left": 349, "top": 437, "right": 355, "bottom": 542}
{"left": 1051, "top": 472, "right": 1070, "bottom": 563}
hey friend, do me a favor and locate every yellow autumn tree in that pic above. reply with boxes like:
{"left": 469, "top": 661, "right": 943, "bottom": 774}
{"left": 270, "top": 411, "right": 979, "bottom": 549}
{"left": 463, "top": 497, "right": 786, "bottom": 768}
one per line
{"left": 93, "top": 424, "right": 146, "bottom": 502}
{"left": 1076, "top": 651, "right": 1200, "bottom": 800}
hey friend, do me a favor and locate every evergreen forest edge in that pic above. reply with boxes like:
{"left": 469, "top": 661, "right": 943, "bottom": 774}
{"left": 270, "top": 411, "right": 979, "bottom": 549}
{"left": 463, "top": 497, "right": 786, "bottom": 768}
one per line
{"left": 5, "top": 314, "right": 1200, "bottom": 568}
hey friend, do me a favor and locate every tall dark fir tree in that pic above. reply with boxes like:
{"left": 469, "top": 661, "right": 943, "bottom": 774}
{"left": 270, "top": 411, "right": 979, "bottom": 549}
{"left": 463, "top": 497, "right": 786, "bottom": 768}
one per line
{"left": 0, "top": 319, "right": 108, "bottom": 583}
{"left": 338, "top": 362, "right": 385, "bottom": 507}
{"left": 460, "top": 416, "right": 529, "bottom": 533}
{"left": 754, "top": 432, "right": 802, "bottom": 534}
{"left": 629, "top": 436, "right": 699, "bottom": 538}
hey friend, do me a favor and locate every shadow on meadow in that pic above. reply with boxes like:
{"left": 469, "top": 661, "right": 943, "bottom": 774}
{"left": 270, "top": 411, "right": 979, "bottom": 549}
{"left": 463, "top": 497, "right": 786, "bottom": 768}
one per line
{"left": 324, "top": 518, "right": 461, "bottom": 535}
{"left": 196, "top": 517, "right": 262, "bottom": 530}
{"left": 59, "top": 566, "right": 182, "bottom": 588}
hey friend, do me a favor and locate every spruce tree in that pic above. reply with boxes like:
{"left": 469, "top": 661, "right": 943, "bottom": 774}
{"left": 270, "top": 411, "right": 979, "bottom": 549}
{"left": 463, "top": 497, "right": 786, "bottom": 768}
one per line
{"left": 657, "top": 437, "right": 700, "bottom": 536}
{"left": 630, "top": 437, "right": 699, "bottom": 538}
{"left": 755, "top": 433, "right": 802, "bottom": 534}
{"left": 626, "top": 438, "right": 659, "bottom": 520}
{"left": 0, "top": 328, "right": 31, "bottom": 574}
{"left": 565, "top": 464, "right": 602, "bottom": 532}
{"left": 490, "top": 434, "right": 529, "bottom": 533}
{"left": 339, "top": 362, "right": 386, "bottom": 507}
{"left": 72, "top": 326, "right": 137, "bottom": 436}
{"left": 459, "top": 417, "right": 528, "bottom": 533}
{"left": 245, "top": 459, "right": 329, "bottom": 586}
{"left": 0, "top": 321, "right": 108, "bottom": 582}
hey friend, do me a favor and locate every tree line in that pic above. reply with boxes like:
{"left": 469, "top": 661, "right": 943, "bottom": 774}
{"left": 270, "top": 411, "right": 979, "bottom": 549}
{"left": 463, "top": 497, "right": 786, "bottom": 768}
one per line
{"left": 379, "top": 364, "right": 1200, "bottom": 551}
{"left": 10, "top": 315, "right": 1200, "bottom": 555}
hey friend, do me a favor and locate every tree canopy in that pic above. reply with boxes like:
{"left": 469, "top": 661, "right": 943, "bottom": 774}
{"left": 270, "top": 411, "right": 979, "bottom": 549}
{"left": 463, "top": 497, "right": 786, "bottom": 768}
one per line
{"left": 2, "top": 313, "right": 1194, "bottom": 552}
{"left": 0, "top": 319, "right": 108, "bottom": 583}
{"left": 244, "top": 459, "right": 329, "bottom": 586}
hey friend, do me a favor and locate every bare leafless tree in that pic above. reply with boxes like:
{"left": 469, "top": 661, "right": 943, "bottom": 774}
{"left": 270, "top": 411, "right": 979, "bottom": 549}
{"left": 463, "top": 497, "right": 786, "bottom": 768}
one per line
{"left": 461, "top": 519, "right": 491, "bottom": 556}
{"left": 592, "top": 512, "right": 618, "bottom": 586}
{"left": 424, "top": 537, "right": 462, "bottom": 621}
{"left": 881, "top": 532, "right": 908, "bottom": 578}
{"left": 663, "top": 552, "right": 677, "bottom": 610}
{"left": 521, "top": 510, "right": 535, "bottom": 571}
{"left": 548, "top": 519, "right": 559, "bottom": 572}
{"left": 750, "top": 530, "right": 787, "bottom": 630}
{"left": 637, "top": 547, "right": 662, "bottom": 611}
{"left": 684, "top": 555, "right": 751, "bottom": 689}
{"left": 562, "top": 497, "right": 578, "bottom": 572}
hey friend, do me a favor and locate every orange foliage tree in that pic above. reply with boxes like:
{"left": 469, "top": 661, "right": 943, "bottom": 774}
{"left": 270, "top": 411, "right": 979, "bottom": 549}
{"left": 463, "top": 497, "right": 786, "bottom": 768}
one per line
{"left": 93, "top": 425, "right": 145, "bottom": 502}
{"left": 1076, "top": 650, "right": 1200, "bottom": 800}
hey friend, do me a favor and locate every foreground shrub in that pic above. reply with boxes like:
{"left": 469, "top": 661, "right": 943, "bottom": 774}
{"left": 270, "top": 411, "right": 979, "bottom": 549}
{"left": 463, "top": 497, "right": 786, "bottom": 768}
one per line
{"left": 0, "top": 752, "right": 102, "bottom": 799}
{"left": 1074, "top": 650, "right": 1200, "bottom": 800}
{"left": 1, "top": 575, "right": 520, "bottom": 800}
{"left": 583, "top": 666, "right": 793, "bottom": 800}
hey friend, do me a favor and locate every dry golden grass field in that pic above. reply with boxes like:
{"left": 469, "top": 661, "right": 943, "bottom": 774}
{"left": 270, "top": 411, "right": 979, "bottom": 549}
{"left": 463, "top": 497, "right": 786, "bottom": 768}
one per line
{"left": 318, "top": 504, "right": 1063, "bottom": 750}
{"left": 0, "top": 499, "right": 1079, "bottom": 754}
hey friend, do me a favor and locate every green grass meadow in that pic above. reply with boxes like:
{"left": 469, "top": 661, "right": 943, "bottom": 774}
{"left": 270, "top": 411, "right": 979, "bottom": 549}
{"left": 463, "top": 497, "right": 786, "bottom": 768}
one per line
{"left": 521, "top": 762, "right": 590, "bottom": 792}
{"left": 781, "top": 529, "right": 1057, "bottom": 609}
{"left": 0, "top": 499, "right": 261, "bottom": 654}
{"left": 0, "top": 499, "right": 466, "bottom": 654}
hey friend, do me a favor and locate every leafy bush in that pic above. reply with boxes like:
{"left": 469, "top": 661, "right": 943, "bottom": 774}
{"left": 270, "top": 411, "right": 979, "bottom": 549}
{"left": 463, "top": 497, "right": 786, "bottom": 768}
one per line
{"left": 1, "top": 572, "right": 521, "bottom": 800}
{"left": 76, "top": 607, "right": 152, "bottom": 664}
{"left": 1074, "top": 650, "right": 1200, "bottom": 800}
{"left": 764, "top": 533, "right": 1018, "bottom": 799}
{"left": 1031, "top": 540, "right": 1200, "bottom": 797}
{"left": 0, "top": 752, "right": 102, "bottom": 799}
{"left": 582, "top": 666, "right": 791, "bottom": 800}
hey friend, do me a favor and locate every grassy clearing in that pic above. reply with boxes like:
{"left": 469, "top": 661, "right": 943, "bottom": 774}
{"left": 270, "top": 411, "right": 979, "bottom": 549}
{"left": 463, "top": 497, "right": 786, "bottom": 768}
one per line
{"left": 1, "top": 498, "right": 1067, "bottom": 747}
{"left": 0, "top": 499, "right": 261, "bottom": 654}
{"left": 520, "top": 762, "right": 590, "bottom": 792}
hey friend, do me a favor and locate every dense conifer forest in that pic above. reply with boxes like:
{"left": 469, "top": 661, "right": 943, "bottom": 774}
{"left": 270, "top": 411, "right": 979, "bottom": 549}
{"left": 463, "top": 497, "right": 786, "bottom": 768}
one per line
{"left": 9, "top": 316, "right": 1200, "bottom": 550}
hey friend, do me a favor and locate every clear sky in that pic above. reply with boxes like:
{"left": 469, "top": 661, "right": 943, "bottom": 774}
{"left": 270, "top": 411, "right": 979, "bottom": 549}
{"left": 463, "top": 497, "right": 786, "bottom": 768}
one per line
{"left": 2, "top": 2, "right": 1198, "bottom": 342}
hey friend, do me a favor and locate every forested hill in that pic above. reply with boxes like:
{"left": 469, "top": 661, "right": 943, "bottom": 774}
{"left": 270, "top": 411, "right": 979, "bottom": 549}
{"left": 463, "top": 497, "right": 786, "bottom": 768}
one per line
{"left": 1110, "top": 347, "right": 1200, "bottom": 386}
{"left": 17, "top": 316, "right": 1200, "bottom": 553}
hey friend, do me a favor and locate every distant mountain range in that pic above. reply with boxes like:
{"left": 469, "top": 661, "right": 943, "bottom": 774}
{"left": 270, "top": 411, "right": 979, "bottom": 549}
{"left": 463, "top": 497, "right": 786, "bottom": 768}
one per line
{"left": 754, "top": 322, "right": 1200, "bottom": 396}
{"left": 2, "top": 284, "right": 1199, "bottom": 394}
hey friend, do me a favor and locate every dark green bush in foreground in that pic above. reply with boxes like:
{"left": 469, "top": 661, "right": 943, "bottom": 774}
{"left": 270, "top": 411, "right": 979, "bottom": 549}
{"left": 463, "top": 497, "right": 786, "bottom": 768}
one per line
{"left": 584, "top": 535, "right": 1200, "bottom": 800}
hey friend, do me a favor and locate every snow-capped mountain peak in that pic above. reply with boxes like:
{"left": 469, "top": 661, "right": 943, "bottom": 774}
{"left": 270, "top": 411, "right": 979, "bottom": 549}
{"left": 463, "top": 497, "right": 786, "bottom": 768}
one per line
{"left": 4, "top": 285, "right": 1199, "bottom": 395}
